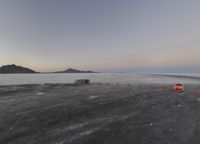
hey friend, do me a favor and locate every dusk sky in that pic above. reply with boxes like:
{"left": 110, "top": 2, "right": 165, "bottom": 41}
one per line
{"left": 0, "top": 0, "right": 200, "bottom": 72}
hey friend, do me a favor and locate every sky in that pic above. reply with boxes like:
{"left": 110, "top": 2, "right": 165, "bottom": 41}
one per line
{"left": 0, "top": 0, "right": 200, "bottom": 73}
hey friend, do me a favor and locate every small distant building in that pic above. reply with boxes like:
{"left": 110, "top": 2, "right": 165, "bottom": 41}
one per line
{"left": 74, "top": 79, "right": 90, "bottom": 85}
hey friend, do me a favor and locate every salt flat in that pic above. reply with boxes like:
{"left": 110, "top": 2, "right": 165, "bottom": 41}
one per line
{"left": 0, "top": 83, "right": 200, "bottom": 144}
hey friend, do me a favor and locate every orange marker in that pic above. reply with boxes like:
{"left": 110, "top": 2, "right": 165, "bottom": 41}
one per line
{"left": 196, "top": 89, "right": 200, "bottom": 96}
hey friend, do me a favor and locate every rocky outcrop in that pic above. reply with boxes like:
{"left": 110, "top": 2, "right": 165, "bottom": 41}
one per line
{"left": 56, "top": 68, "right": 96, "bottom": 73}
{"left": 0, "top": 64, "right": 37, "bottom": 73}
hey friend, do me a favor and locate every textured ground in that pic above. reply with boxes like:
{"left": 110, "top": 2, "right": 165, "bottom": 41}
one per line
{"left": 0, "top": 83, "right": 200, "bottom": 144}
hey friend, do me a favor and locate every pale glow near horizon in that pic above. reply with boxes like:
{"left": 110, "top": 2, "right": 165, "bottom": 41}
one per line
{"left": 0, "top": 0, "right": 200, "bottom": 72}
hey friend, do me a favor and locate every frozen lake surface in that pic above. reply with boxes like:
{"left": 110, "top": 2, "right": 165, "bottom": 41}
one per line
{"left": 0, "top": 73, "right": 200, "bottom": 85}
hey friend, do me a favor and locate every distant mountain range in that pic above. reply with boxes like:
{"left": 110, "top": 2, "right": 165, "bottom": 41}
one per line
{"left": 55, "top": 68, "right": 96, "bottom": 73}
{"left": 0, "top": 64, "right": 96, "bottom": 74}
{"left": 0, "top": 64, "right": 37, "bottom": 73}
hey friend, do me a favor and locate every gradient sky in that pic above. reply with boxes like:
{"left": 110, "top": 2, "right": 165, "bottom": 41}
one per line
{"left": 0, "top": 0, "right": 200, "bottom": 72}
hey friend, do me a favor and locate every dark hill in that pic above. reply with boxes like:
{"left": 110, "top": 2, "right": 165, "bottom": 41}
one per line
{"left": 56, "top": 68, "right": 96, "bottom": 73}
{"left": 0, "top": 64, "right": 37, "bottom": 73}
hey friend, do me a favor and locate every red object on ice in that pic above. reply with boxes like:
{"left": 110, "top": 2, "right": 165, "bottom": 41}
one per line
{"left": 173, "top": 83, "right": 184, "bottom": 92}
